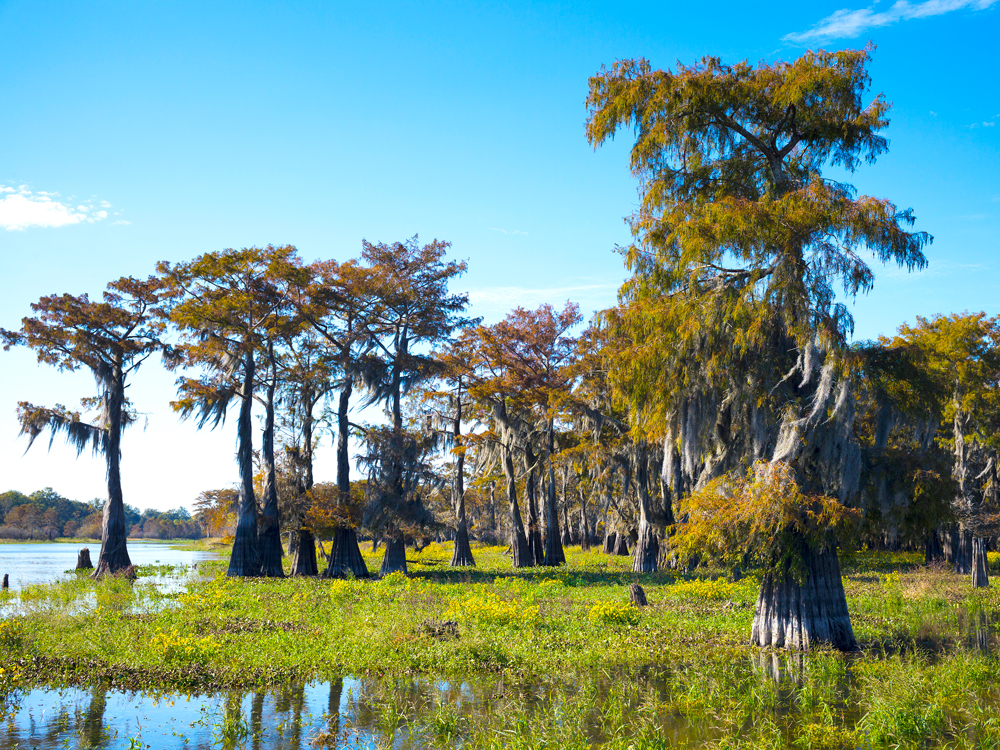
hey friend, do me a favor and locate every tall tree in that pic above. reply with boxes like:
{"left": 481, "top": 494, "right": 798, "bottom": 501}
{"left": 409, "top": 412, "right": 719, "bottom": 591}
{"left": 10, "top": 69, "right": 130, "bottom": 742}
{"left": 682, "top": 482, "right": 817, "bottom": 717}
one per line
{"left": 885, "top": 313, "right": 1000, "bottom": 585}
{"left": 275, "top": 256, "right": 384, "bottom": 578}
{"left": 160, "top": 245, "right": 294, "bottom": 577}
{"left": 587, "top": 47, "right": 929, "bottom": 649}
{"left": 359, "top": 236, "right": 474, "bottom": 574}
{"left": 1, "top": 276, "right": 172, "bottom": 576}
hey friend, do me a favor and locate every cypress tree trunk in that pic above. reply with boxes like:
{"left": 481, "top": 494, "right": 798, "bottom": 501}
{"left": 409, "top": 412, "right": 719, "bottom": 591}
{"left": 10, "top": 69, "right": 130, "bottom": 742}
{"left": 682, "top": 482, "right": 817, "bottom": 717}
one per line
{"left": 228, "top": 347, "right": 260, "bottom": 577}
{"left": 524, "top": 446, "right": 544, "bottom": 565}
{"left": 323, "top": 379, "right": 368, "bottom": 578}
{"left": 504, "top": 443, "right": 531, "bottom": 567}
{"left": 925, "top": 529, "right": 945, "bottom": 564}
{"left": 258, "top": 342, "right": 284, "bottom": 577}
{"left": 450, "top": 380, "right": 475, "bottom": 567}
{"left": 578, "top": 487, "right": 591, "bottom": 551}
{"left": 290, "top": 526, "right": 319, "bottom": 576}
{"left": 380, "top": 536, "right": 407, "bottom": 576}
{"left": 603, "top": 531, "right": 615, "bottom": 554}
{"left": 751, "top": 538, "right": 856, "bottom": 651}
{"left": 632, "top": 444, "right": 659, "bottom": 573}
{"left": 613, "top": 532, "right": 630, "bottom": 556}
{"left": 93, "top": 361, "right": 132, "bottom": 578}
{"left": 324, "top": 526, "right": 369, "bottom": 578}
{"left": 543, "top": 421, "right": 565, "bottom": 566}
{"left": 955, "top": 527, "right": 973, "bottom": 574}
{"left": 972, "top": 536, "right": 989, "bottom": 588}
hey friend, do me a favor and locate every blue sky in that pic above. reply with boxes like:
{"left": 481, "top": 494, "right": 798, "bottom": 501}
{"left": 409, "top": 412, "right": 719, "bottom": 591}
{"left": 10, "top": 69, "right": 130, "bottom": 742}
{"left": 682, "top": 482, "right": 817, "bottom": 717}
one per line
{"left": 1, "top": 0, "right": 997, "bottom": 511}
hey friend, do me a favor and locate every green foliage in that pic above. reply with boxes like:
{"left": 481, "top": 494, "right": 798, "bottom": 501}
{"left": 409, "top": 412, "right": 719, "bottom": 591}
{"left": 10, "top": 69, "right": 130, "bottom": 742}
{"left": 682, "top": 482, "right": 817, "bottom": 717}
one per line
{"left": 674, "top": 461, "right": 860, "bottom": 575}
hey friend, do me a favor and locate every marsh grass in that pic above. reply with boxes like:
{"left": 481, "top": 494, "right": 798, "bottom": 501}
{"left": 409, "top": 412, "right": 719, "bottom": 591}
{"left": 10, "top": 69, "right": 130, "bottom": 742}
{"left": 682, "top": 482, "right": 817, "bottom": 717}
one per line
{"left": 1, "top": 543, "right": 998, "bottom": 747}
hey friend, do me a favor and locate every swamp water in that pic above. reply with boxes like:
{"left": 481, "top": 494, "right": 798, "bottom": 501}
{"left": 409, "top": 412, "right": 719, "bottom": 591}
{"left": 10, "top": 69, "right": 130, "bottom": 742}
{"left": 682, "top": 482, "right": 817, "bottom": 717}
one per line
{"left": 3, "top": 548, "right": 1000, "bottom": 748}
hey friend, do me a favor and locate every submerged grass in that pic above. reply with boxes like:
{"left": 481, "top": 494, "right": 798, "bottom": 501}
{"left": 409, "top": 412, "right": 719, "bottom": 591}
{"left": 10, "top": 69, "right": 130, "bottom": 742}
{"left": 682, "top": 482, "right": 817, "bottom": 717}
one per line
{"left": 1, "top": 542, "right": 999, "bottom": 748}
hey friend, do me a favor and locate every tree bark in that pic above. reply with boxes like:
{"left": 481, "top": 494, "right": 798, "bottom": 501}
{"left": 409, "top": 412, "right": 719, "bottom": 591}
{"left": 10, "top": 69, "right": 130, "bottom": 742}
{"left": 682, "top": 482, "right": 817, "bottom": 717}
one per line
{"left": 925, "top": 529, "right": 945, "bottom": 564}
{"left": 228, "top": 347, "right": 260, "bottom": 577}
{"left": 93, "top": 360, "right": 132, "bottom": 578}
{"left": 324, "top": 526, "right": 369, "bottom": 578}
{"left": 450, "top": 377, "right": 475, "bottom": 567}
{"left": 524, "top": 445, "right": 544, "bottom": 565}
{"left": 543, "top": 420, "right": 565, "bottom": 566}
{"left": 972, "top": 536, "right": 989, "bottom": 588}
{"left": 258, "top": 341, "right": 284, "bottom": 577}
{"left": 632, "top": 444, "right": 659, "bottom": 573}
{"left": 379, "top": 536, "right": 407, "bottom": 576}
{"left": 77, "top": 547, "right": 94, "bottom": 570}
{"left": 504, "top": 442, "right": 531, "bottom": 567}
{"left": 578, "top": 487, "right": 591, "bottom": 551}
{"left": 613, "top": 532, "right": 630, "bottom": 556}
{"left": 955, "top": 527, "right": 973, "bottom": 574}
{"left": 751, "top": 538, "right": 856, "bottom": 651}
{"left": 290, "top": 526, "right": 319, "bottom": 576}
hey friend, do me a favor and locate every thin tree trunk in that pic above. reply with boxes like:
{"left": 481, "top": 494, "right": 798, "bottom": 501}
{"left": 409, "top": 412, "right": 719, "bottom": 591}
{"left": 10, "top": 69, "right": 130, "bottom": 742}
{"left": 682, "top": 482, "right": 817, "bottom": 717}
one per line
{"left": 972, "top": 536, "right": 989, "bottom": 588}
{"left": 543, "top": 421, "right": 565, "bottom": 566}
{"left": 632, "top": 444, "right": 659, "bottom": 573}
{"left": 228, "top": 347, "right": 260, "bottom": 577}
{"left": 956, "top": 527, "right": 973, "bottom": 574}
{"left": 504, "top": 442, "right": 531, "bottom": 567}
{"left": 450, "top": 377, "right": 475, "bottom": 567}
{"left": 578, "top": 487, "right": 591, "bottom": 551}
{"left": 258, "top": 341, "right": 284, "bottom": 577}
{"left": 324, "top": 378, "right": 368, "bottom": 578}
{"left": 93, "top": 362, "right": 133, "bottom": 578}
{"left": 524, "top": 445, "right": 544, "bottom": 565}
{"left": 751, "top": 536, "right": 856, "bottom": 651}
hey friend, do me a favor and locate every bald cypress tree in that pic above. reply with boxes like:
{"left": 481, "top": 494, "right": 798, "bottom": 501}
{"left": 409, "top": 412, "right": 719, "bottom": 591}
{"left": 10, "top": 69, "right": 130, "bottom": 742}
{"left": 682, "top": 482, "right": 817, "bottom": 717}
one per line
{"left": 1, "top": 276, "right": 172, "bottom": 577}
{"left": 587, "top": 47, "right": 929, "bottom": 649}
{"left": 160, "top": 246, "right": 295, "bottom": 578}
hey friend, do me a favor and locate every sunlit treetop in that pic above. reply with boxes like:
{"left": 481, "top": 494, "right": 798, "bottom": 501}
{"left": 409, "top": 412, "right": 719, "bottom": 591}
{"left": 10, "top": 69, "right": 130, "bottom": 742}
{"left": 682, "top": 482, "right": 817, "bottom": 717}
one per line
{"left": 586, "top": 46, "right": 930, "bottom": 350}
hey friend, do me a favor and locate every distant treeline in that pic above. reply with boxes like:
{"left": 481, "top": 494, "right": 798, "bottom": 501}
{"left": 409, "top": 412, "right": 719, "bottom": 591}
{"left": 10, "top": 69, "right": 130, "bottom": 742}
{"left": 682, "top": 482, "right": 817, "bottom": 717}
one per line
{"left": 0, "top": 488, "right": 202, "bottom": 540}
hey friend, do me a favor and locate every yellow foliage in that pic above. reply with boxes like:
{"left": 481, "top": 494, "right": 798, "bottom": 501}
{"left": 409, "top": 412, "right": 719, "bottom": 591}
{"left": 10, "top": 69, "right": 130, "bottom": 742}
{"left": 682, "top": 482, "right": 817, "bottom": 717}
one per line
{"left": 152, "top": 627, "right": 220, "bottom": 665}
{"left": 588, "top": 601, "right": 639, "bottom": 626}
{"left": 445, "top": 591, "right": 539, "bottom": 628}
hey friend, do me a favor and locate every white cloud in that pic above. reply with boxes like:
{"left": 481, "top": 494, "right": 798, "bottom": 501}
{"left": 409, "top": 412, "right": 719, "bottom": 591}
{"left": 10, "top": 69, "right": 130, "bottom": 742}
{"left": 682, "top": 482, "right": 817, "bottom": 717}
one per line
{"left": 784, "top": 0, "right": 997, "bottom": 43}
{"left": 0, "top": 185, "right": 113, "bottom": 231}
{"left": 467, "top": 281, "right": 620, "bottom": 322}
{"left": 111, "top": 219, "right": 131, "bottom": 226}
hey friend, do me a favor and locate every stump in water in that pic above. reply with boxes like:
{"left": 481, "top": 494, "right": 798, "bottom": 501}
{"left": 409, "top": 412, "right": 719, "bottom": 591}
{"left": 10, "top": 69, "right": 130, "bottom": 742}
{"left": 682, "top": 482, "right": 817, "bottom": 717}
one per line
{"left": 971, "top": 537, "right": 989, "bottom": 588}
{"left": 77, "top": 548, "right": 94, "bottom": 570}
{"left": 2, "top": 574, "right": 7, "bottom": 590}
{"left": 380, "top": 537, "right": 408, "bottom": 576}
{"left": 751, "top": 543, "right": 856, "bottom": 651}
{"left": 629, "top": 582, "right": 647, "bottom": 607}
{"left": 323, "top": 526, "right": 370, "bottom": 579}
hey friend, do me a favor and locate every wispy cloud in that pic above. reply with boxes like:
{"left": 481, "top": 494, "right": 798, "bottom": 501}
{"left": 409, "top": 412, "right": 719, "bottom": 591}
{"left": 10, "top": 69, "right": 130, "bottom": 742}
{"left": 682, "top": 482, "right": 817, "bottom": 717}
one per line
{"left": 467, "top": 280, "right": 620, "bottom": 322}
{"left": 970, "top": 121, "right": 997, "bottom": 128}
{"left": 784, "top": 0, "right": 997, "bottom": 43}
{"left": 489, "top": 227, "right": 528, "bottom": 236}
{"left": 0, "top": 185, "right": 114, "bottom": 231}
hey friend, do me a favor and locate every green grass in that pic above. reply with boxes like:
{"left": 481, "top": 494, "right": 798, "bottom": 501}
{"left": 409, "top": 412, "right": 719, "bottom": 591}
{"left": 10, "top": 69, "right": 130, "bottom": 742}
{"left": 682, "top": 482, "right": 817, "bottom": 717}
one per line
{"left": 2, "top": 543, "right": 999, "bottom": 748}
